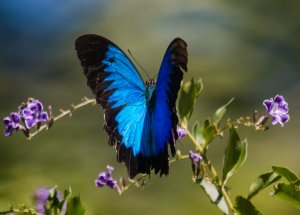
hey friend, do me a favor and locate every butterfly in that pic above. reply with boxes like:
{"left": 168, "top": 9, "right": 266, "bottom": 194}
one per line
{"left": 75, "top": 35, "right": 187, "bottom": 178}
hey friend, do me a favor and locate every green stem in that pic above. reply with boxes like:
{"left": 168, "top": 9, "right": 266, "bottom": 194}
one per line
{"left": 221, "top": 185, "right": 236, "bottom": 215}
{"left": 0, "top": 208, "right": 38, "bottom": 215}
{"left": 27, "top": 98, "right": 96, "bottom": 140}
{"left": 186, "top": 129, "right": 235, "bottom": 214}
{"left": 186, "top": 130, "right": 203, "bottom": 153}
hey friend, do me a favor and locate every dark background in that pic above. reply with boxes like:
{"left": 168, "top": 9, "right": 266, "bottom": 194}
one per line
{"left": 0, "top": 1, "right": 300, "bottom": 214}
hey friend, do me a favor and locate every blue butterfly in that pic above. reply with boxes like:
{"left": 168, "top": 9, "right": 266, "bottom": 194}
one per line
{"left": 75, "top": 35, "right": 187, "bottom": 178}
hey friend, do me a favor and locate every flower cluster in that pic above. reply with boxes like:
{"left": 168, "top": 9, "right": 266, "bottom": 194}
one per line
{"left": 95, "top": 165, "right": 118, "bottom": 190}
{"left": 3, "top": 112, "right": 21, "bottom": 136}
{"left": 263, "top": 95, "right": 290, "bottom": 127}
{"left": 3, "top": 98, "right": 49, "bottom": 136}
{"left": 19, "top": 99, "right": 49, "bottom": 129}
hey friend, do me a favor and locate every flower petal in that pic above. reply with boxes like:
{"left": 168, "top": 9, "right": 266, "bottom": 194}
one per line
{"left": 280, "top": 114, "right": 290, "bottom": 124}
{"left": 25, "top": 118, "right": 37, "bottom": 129}
{"left": 3, "top": 117, "right": 12, "bottom": 126}
{"left": 106, "top": 179, "right": 117, "bottom": 189}
{"left": 11, "top": 112, "right": 21, "bottom": 123}
{"left": 38, "top": 112, "right": 49, "bottom": 122}
{"left": 4, "top": 125, "right": 14, "bottom": 136}
{"left": 22, "top": 108, "right": 34, "bottom": 119}
{"left": 263, "top": 99, "right": 273, "bottom": 113}
{"left": 274, "top": 95, "right": 284, "bottom": 104}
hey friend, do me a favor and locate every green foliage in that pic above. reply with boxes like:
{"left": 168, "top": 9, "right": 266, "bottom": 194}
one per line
{"left": 273, "top": 183, "right": 300, "bottom": 210}
{"left": 65, "top": 196, "right": 85, "bottom": 215}
{"left": 201, "top": 119, "right": 217, "bottom": 147}
{"left": 212, "top": 98, "right": 234, "bottom": 128}
{"left": 270, "top": 166, "right": 300, "bottom": 210}
{"left": 46, "top": 187, "right": 64, "bottom": 215}
{"left": 248, "top": 172, "right": 281, "bottom": 200}
{"left": 222, "top": 127, "right": 248, "bottom": 184}
{"left": 45, "top": 187, "right": 85, "bottom": 215}
{"left": 272, "top": 166, "right": 299, "bottom": 183}
{"left": 235, "top": 196, "right": 262, "bottom": 215}
{"left": 192, "top": 121, "right": 204, "bottom": 145}
{"left": 192, "top": 119, "right": 217, "bottom": 147}
{"left": 178, "top": 78, "right": 202, "bottom": 128}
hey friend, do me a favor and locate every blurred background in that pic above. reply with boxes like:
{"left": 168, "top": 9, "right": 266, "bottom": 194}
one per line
{"left": 0, "top": 0, "right": 300, "bottom": 214}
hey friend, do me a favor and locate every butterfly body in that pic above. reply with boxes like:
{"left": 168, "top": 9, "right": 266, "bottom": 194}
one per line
{"left": 75, "top": 35, "right": 187, "bottom": 178}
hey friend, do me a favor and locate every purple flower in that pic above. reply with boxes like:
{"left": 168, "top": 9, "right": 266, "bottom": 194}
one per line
{"left": 3, "top": 112, "right": 21, "bottom": 136}
{"left": 177, "top": 127, "right": 186, "bottom": 139}
{"left": 263, "top": 95, "right": 290, "bottom": 127}
{"left": 20, "top": 99, "right": 49, "bottom": 129}
{"left": 189, "top": 150, "right": 202, "bottom": 163}
{"left": 34, "top": 187, "right": 66, "bottom": 215}
{"left": 95, "top": 165, "right": 118, "bottom": 189}
{"left": 35, "top": 187, "right": 50, "bottom": 214}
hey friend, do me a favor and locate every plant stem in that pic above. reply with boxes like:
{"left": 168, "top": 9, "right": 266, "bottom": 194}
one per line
{"left": 0, "top": 209, "right": 12, "bottom": 215}
{"left": 221, "top": 185, "right": 236, "bottom": 215}
{"left": 186, "top": 129, "right": 235, "bottom": 214}
{"left": 186, "top": 130, "right": 203, "bottom": 153}
{"left": 27, "top": 98, "right": 96, "bottom": 140}
{"left": 0, "top": 208, "right": 38, "bottom": 215}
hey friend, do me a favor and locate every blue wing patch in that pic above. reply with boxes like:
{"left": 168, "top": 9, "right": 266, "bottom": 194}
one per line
{"left": 75, "top": 35, "right": 187, "bottom": 178}
{"left": 151, "top": 38, "right": 188, "bottom": 175}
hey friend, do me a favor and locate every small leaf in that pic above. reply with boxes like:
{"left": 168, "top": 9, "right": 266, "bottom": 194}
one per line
{"left": 273, "top": 182, "right": 300, "bottom": 210}
{"left": 178, "top": 79, "right": 203, "bottom": 127}
{"left": 192, "top": 121, "right": 205, "bottom": 145}
{"left": 196, "top": 178, "right": 229, "bottom": 214}
{"left": 212, "top": 98, "right": 234, "bottom": 127}
{"left": 222, "top": 127, "right": 248, "bottom": 184}
{"left": 65, "top": 196, "right": 85, "bottom": 215}
{"left": 272, "top": 166, "right": 299, "bottom": 183}
{"left": 201, "top": 119, "right": 217, "bottom": 146}
{"left": 248, "top": 172, "right": 281, "bottom": 200}
{"left": 235, "top": 196, "right": 262, "bottom": 215}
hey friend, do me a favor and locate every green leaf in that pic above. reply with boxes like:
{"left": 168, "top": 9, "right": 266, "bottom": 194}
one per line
{"left": 235, "top": 196, "right": 262, "bottom": 215}
{"left": 192, "top": 120, "right": 217, "bottom": 146}
{"left": 192, "top": 121, "right": 205, "bottom": 145}
{"left": 222, "top": 127, "right": 248, "bottom": 184}
{"left": 196, "top": 178, "right": 229, "bottom": 214}
{"left": 201, "top": 119, "right": 217, "bottom": 146}
{"left": 212, "top": 98, "right": 234, "bottom": 127}
{"left": 248, "top": 172, "right": 281, "bottom": 200}
{"left": 273, "top": 182, "right": 300, "bottom": 210}
{"left": 178, "top": 79, "right": 203, "bottom": 128}
{"left": 272, "top": 166, "right": 299, "bottom": 183}
{"left": 65, "top": 196, "right": 85, "bottom": 215}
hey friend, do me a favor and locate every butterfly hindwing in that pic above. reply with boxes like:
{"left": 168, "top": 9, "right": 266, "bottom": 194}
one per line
{"left": 151, "top": 38, "right": 188, "bottom": 175}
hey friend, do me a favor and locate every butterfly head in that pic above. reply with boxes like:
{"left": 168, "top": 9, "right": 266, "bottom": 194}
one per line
{"left": 145, "top": 79, "right": 156, "bottom": 87}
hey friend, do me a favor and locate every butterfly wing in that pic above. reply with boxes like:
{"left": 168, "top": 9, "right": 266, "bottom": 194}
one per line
{"left": 151, "top": 38, "right": 188, "bottom": 175}
{"left": 75, "top": 34, "right": 151, "bottom": 178}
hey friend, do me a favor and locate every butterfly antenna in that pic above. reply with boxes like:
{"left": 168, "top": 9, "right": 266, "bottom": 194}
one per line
{"left": 128, "top": 49, "right": 151, "bottom": 80}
